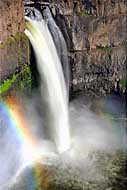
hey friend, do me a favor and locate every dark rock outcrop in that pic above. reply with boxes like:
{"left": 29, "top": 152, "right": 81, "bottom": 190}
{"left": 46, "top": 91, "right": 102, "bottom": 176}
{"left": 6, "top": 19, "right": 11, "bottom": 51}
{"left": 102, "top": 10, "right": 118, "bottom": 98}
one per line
{"left": 49, "top": 0, "right": 127, "bottom": 95}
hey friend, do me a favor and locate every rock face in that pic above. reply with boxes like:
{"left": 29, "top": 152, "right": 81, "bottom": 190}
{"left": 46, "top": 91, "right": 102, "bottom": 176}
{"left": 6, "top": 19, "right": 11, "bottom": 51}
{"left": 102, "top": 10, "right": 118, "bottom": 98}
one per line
{"left": 49, "top": 0, "right": 127, "bottom": 95}
{"left": 0, "top": 0, "right": 29, "bottom": 86}
{"left": 1, "top": 0, "right": 126, "bottom": 96}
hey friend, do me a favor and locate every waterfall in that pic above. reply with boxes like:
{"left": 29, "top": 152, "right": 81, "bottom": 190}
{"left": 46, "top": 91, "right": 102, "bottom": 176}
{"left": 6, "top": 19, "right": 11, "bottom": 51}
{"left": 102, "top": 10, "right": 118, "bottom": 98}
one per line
{"left": 43, "top": 7, "right": 70, "bottom": 94}
{"left": 25, "top": 9, "right": 71, "bottom": 154}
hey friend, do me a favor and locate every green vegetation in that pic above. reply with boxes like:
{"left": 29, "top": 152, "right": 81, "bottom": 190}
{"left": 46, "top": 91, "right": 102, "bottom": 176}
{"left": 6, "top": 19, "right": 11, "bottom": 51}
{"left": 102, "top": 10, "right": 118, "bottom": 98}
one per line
{"left": 120, "top": 79, "right": 127, "bottom": 88}
{"left": 0, "top": 74, "right": 18, "bottom": 94}
{"left": 78, "top": 12, "right": 91, "bottom": 17}
{"left": 20, "top": 65, "right": 32, "bottom": 91}
{"left": 0, "top": 65, "right": 32, "bottom": 95}
{"left": 0, "top": 33, "right": 28, "bottom": 49}
{"left": 96, "top": 46, "right": 113, "bottom": 52}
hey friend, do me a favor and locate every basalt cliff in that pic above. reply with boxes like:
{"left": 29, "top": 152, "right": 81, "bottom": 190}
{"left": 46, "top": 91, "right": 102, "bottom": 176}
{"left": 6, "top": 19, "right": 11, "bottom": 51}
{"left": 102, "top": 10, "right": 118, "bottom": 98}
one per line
{"left": 0, "top": 0, "right": 127, "bottom": 96}
{"left": 49, "top": 0, "right": 127, "bottom": 95}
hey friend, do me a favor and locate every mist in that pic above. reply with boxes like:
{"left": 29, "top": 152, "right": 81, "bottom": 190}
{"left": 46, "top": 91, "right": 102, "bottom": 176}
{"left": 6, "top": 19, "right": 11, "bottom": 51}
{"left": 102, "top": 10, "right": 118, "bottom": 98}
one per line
{"left": 0, "top": 93, "right": 126, "bottom": 189}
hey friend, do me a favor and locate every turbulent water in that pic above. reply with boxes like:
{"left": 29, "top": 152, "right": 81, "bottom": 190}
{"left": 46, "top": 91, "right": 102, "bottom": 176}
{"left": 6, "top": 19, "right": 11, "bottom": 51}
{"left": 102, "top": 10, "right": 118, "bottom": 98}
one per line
{"left": 25, "top": 8, "right": 71, "bottom": 154}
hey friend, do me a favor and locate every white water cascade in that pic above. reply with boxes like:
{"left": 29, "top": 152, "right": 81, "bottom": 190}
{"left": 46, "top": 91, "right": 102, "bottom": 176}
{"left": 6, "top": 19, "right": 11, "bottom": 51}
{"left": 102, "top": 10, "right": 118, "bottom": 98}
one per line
{"left": 25, "top": 9, "right": 71, "bottom": 154}
{"left": 43, "top": 7, "right": 70, "bottom": 94}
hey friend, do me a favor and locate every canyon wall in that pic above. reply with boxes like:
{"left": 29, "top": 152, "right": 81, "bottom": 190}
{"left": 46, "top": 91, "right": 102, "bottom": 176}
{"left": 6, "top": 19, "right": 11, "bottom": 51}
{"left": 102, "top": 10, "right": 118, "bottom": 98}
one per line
{"left": 0, "top": 0, "right": 126, "bottom": 96}
{"left": 0, "top": 0, "right": 30, "bottom": 96}
{"left": 50, "top": 0, "right": 127, "bottom": 95}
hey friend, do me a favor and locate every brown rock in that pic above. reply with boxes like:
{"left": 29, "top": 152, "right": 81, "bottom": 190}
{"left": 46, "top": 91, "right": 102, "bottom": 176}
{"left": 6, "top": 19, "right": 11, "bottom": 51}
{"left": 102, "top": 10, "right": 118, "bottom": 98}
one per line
{"left": 0, "top": 0, "right": 29, "bottom": 83}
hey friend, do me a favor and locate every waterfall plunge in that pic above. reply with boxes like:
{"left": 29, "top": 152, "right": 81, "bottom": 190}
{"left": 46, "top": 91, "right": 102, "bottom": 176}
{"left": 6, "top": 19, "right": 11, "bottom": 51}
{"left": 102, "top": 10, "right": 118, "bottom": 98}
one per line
{"left": 25, "top": 9, "right": 70, "bottom": 154}
{"left": 43, "top": 7, "right": 70, "bottom": 94}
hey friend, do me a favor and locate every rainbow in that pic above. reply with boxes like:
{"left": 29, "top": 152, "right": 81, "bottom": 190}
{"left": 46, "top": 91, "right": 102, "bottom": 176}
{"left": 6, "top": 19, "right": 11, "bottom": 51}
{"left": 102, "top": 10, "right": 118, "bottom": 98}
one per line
{"left": 0, "top": 98, "right": 37, "bottom": 149}
{"left": 0, "top": 97, "right": 44, "bottom": 169}
{"left": 0, "top": 97, "right": 51, "bottom": 190}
